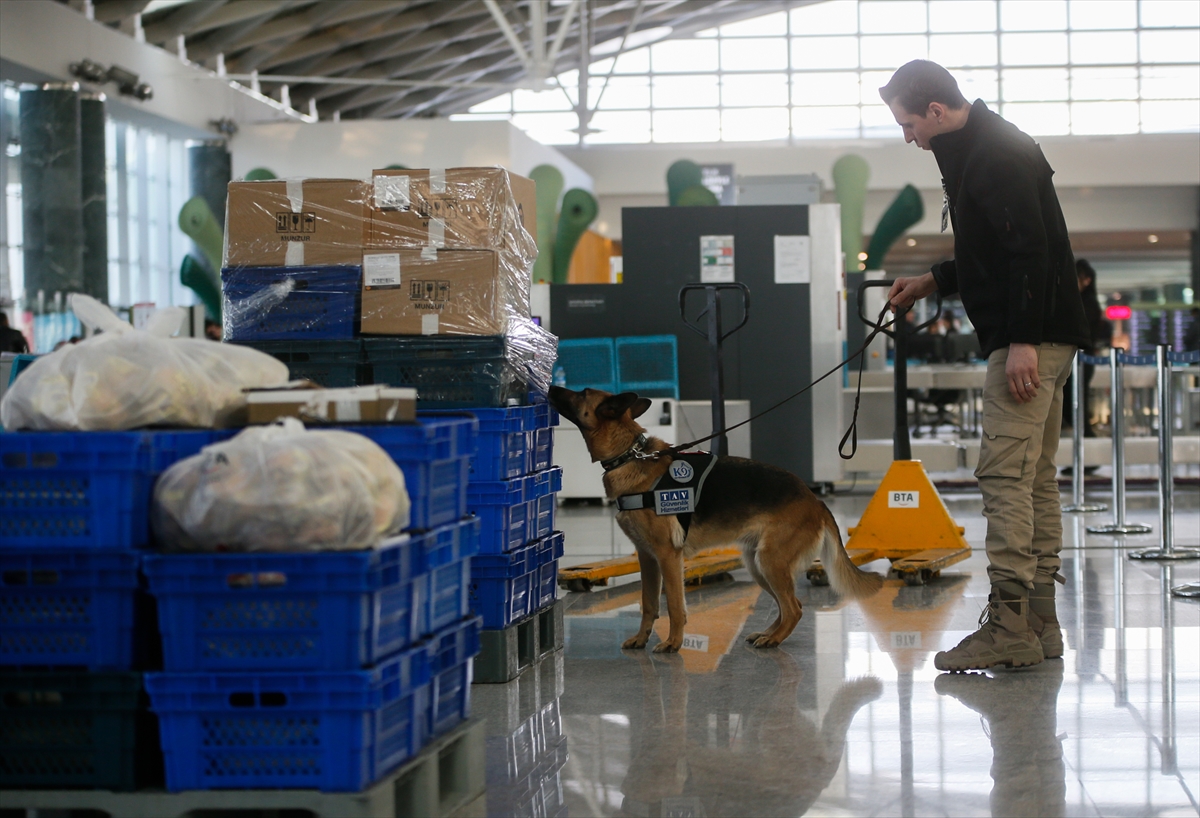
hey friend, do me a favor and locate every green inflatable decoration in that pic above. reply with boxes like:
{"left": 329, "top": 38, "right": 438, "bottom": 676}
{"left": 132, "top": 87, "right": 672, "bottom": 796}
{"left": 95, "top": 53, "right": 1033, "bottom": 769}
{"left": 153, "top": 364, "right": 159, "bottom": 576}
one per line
{"left": 179, "top": 196, "right": 225, "bottom": 274}
{"left": 676, "top": 184, "right": 719, "bottom": 207}
{"left": 552, "top": 188, "right": 598, "bottom": 284}
{"left": 529, "top": 165, "right": 564, "bottom": 284}
{"left": 832, "top": 154, "right": 870, "bottom": 273}
{"left": 865, "top": 184, "right": 924, "bottom": 271}
{"left": 666, "top": 160, "right": 703, "bottom": 207}
{"left": 180, "top": 254, "right": 221, "bottom": 322}
{"left": 244, "top": 167, "right": 277, "bottom": 181}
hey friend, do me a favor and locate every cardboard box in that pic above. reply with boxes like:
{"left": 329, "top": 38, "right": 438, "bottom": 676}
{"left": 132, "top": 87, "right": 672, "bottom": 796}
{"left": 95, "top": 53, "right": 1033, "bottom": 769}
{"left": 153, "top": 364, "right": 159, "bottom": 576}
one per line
{"left": 225, "top": 179, "right": 369, "bottom": 268}
{"left": 368, "top": 168, "right": 536, "bottom": 250}
{"left": 360, "top": 248, "right": 510, "bottom": 336}
{"left": 245, "top": 386, "right": 417, "bottom": 424}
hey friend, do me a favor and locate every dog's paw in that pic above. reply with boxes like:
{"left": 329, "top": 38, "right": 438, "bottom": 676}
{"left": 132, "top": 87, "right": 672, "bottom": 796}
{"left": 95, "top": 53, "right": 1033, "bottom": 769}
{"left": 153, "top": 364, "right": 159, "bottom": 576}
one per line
{"left": 653, "top": 640, "right": 681, "bottom": 654}
{"left": 745, "top": 631, "right": 764, "bottom": 643}
{"left": 622, "top": 635, "right": 649, "bottom": 650}
{"left": 751, "top": 635, "right": 781, "bottom": 649}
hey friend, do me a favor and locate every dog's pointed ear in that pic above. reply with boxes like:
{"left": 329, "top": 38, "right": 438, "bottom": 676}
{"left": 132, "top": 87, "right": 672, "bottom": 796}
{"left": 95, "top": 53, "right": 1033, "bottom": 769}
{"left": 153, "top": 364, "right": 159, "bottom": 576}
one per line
{"left": 597, "top": 391, "right": 651, "bottom": 420}
{"left": 629, "top": 397, "right": 652, "bottom": 419}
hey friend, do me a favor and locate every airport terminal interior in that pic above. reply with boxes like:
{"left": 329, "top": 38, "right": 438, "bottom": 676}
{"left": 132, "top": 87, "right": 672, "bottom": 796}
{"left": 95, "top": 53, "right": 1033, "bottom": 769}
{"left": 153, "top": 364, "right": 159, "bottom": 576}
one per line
{"left": 0, "top": 1, "right": 1198, "bottom": 817}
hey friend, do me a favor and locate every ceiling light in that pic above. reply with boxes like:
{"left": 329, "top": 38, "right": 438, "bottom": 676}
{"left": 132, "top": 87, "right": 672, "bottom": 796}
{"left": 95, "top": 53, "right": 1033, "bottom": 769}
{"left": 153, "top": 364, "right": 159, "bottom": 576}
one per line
{"left": 1147, "top": 234, "right": 1159, "bottom": 243}
{"left": 905, "top": 238, "right": 917, "bottom": 247}
{"left": 592, "top": 26, "right": 672, "bottom": 56}
{"left": 857, "top": 251, "right": 868, "bottom": 261}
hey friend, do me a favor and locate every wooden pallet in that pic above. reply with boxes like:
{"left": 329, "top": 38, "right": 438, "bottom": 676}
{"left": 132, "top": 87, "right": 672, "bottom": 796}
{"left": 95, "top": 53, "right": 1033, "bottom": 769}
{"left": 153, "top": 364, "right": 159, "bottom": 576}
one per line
{"left": 474, "top": 599, "right": 565, "bottom": 684}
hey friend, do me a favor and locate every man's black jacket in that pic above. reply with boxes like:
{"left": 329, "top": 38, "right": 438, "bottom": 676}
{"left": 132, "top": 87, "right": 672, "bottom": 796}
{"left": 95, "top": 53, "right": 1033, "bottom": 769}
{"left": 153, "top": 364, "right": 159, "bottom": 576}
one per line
{"left": 929, "top": 99, "right": 1090, "bottom": 357}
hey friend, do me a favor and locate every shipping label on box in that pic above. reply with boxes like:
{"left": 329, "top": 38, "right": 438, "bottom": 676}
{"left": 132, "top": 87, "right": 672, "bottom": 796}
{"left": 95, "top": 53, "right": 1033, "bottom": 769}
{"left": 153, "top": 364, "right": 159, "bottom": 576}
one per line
{"left": 225, "top": 179, "right": 368, "bottom": 268}
{"left": 368, "top": 168, "right": 536, "bottom": 251}
{"left": 361, "top": 248, "right": 507, "bottom": 336}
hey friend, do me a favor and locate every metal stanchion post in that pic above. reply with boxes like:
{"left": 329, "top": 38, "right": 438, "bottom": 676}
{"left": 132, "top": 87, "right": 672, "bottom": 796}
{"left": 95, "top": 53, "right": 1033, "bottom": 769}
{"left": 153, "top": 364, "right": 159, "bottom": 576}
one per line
{"left": 1159, "top": 565, "right": 1178, "bottom": 773}
{"left": 1063, "top": 351, "right": 1106, "bottom": 513}
{"left": 1130, "top": 346, "right": 1198, "bottom": 560}
{"left": 1089, "top": 348, "right": 1152, "bottom": 535}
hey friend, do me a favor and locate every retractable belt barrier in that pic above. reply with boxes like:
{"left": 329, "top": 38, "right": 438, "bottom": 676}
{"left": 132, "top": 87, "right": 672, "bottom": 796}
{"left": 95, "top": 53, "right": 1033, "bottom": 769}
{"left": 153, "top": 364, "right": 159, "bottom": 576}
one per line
{"left": 1062, "top": 351, "right": 1108, "bottom": 514}
{"left": 1088, "top": 348, "right": 1154, "bottom": 536}
{"left": 1124, "top": 346, "right": 1200, "bottom": 575}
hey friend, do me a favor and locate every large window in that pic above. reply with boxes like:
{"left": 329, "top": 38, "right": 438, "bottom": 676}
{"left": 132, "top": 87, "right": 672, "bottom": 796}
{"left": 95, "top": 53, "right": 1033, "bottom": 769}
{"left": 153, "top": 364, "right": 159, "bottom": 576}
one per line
{"left": 452, "top": 0, "right": 1200, "bottom": 144}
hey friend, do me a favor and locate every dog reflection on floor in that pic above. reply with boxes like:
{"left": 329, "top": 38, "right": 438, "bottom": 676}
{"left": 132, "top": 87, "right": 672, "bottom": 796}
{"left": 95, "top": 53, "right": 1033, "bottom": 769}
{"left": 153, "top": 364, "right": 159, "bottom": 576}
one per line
{"left": 620, "top": 650, "right": 883, "bottom": 817}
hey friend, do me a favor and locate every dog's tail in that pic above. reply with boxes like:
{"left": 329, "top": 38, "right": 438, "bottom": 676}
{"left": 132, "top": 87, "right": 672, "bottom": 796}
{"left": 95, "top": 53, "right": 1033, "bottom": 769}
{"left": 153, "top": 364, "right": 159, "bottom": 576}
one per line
{"left": 818, "top": 510, "right": 884, "bottom": 599}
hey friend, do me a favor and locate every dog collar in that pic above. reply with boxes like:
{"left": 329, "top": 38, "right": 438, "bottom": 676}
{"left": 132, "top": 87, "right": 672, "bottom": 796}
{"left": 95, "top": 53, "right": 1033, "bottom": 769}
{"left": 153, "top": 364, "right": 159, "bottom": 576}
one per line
{"left": 600, "top": 434, "right": 650, "bottom": 472}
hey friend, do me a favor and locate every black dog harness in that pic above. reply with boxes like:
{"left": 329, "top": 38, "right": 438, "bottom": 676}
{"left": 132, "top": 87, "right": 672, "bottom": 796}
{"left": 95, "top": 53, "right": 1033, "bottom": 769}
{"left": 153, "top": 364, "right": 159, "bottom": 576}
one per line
{"left": 614, "top": 451, "right": 718, "bottom": 536}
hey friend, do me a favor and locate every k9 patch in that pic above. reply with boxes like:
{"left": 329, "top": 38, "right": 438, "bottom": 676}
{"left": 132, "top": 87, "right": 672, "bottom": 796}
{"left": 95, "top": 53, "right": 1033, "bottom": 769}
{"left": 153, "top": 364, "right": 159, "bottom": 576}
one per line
{"left": 655, "top": 487, "right": 695, "bottom": 515}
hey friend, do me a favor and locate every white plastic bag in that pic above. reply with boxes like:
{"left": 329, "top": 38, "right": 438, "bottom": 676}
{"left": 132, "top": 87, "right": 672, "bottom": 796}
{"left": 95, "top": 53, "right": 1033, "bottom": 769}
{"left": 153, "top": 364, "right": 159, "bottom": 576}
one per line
{"left": 152, "top": 419, "right": 411, "bottom": 552}
{"left": 1, "top": 295, "right": 290, "bottom": 431}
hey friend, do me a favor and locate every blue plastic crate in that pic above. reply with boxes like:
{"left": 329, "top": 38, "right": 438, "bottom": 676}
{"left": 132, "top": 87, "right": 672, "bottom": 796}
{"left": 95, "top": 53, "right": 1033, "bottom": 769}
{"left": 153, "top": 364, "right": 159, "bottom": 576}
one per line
{"left": 529, "top": 427, "right": 553, "bottom": 473}
{"left": 1, "top": 549, "right": 141, "bottom": 669}
{"left": 348, "top": 417, "right": 476, "bottom": 531}
{"left": 222, "top": 265, "right": 361, "bottom": 341}
{"left": 146, "top": 641, "right": 430, "bottom": 793}
{"left": 144, "top": 533, "right": 424, "bottom": 672}
{"left": 2, "top": 431, "right": 149, "bottom": 549}
{"left": 364, "top": 336, "right": 524, "bottom": 408}
{"left": 469, "top": 542, "right": 538, "bottom": 629}
{"left": 535, "top": 532, "right": 564, "bottom": 612}
{"left": 555, "top": 338, "right": 616, "bottom": 392}
{"left": 469, "top": 467, "right": 562, "bottom": 555}
{"left": 424, "top": 617, "right": 481, "bottom": 737}
{"left": 415, "top": 519, "right": 479, "bottom": 637}
{"left": 236, "top": 339, "right": 365, "bottom": 388}
{"left": 615, "top": 335, "right": 679, "bottom": 398}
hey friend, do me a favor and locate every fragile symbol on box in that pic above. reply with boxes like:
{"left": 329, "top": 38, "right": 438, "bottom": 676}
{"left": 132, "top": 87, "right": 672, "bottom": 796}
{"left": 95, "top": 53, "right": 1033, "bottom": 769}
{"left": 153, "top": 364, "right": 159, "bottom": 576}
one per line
{"left": 409, "top": 280, "right": 450, "bottom": 302}
{"left": 888, "top": 490, "right": 919, "bottom": 508}
{"left": 275, "top": 212, "right": 316, "bottom": 233}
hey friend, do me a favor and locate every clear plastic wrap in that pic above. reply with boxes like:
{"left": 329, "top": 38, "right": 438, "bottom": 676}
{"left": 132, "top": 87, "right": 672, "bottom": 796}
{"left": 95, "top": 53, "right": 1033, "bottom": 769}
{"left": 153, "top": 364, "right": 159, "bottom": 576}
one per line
{"left": 222, "top": 265, "right": 361, "bottom": 342}
{"left": 220, "top": 167, "right": 556, "bottom": 405}
{"left": 152, "top": 418, "right": 411, "bottom": 552}
{"left": 0, "top": 294, "right": 290, "bottom": 431}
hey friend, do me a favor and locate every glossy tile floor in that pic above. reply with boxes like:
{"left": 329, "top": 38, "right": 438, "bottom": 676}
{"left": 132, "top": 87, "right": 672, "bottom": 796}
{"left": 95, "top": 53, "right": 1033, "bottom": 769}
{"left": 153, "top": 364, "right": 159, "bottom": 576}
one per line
{"left": 474, "top": 484, "right": 1200, "bottom": 818}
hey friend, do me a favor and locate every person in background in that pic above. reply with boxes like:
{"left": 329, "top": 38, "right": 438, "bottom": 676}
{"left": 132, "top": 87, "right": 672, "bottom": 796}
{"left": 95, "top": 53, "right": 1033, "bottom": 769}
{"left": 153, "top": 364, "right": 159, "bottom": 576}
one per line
{"left": 881, "top": 60, "right": 1090, "bottom": 673}
{"left": 204, "top": 319, "right": 222, "bottom": 342}
{"left": 1062, "top": 259, "right": 1110, "bottom": 436}
{"left": 0, "top": 311, "right": 29, "bottom": 353}
{"left": 1183, "top": 306, "right": 1200, "bottom": 352}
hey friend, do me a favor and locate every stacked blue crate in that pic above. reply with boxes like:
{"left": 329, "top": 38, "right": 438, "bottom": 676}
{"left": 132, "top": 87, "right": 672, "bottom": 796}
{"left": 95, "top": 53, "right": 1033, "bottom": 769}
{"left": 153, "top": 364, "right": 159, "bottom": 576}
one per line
{"left": 0, "top": 428, "right": 219, "bottom": 790}
{"left": 423, "top": 404, "right": 564, "bottom": 632}
{"left": 142, "top": 414, "right": 483, "bottom": 792}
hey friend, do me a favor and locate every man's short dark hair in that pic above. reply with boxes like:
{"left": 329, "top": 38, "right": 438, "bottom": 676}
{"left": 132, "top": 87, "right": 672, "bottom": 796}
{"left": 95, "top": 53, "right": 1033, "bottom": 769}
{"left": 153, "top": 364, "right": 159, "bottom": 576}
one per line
{"left": 879, "top": 60, "right": 968, "bottom": 115}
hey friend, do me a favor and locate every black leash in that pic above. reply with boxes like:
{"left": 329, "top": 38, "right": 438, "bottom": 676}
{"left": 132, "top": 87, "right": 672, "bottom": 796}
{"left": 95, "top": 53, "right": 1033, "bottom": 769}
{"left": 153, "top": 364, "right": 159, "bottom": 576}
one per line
{"left": 645, "top": 304, "right": 896, "bottom": 462}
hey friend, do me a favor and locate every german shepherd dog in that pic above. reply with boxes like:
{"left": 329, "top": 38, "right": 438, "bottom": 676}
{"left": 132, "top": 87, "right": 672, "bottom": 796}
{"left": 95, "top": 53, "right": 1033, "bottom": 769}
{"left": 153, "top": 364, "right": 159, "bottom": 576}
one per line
{"left": 549, "top": 386, "right": 883, "bottom": 652}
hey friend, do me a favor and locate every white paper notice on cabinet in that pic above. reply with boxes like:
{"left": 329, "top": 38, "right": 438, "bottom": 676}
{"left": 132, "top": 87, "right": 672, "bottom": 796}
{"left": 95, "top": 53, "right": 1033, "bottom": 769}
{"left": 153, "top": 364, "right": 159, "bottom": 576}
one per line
{"left": 700, "top": 235, "right": 735, "bottom": 283}
{"left": 774, "top": 235, "right": 811, "bottom": 284}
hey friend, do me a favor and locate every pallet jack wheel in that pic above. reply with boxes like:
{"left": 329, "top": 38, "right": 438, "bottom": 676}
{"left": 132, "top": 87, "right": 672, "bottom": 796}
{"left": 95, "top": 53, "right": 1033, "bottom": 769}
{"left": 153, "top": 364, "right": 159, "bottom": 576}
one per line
{"left": 806, "top": 567, "right": 830, "bottom": 587}
{"left": 564, "top": 579, "right": 593, "bottom": 593}
{"left": 899, "top": 569, "right": 935, "bottom": 586}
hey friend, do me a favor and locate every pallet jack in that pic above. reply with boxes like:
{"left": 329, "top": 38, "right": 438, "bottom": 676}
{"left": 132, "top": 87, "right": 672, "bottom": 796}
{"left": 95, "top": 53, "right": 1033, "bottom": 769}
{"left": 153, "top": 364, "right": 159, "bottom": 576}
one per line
{"left": 807, "top": 281, "right": 972, "bottom": 587}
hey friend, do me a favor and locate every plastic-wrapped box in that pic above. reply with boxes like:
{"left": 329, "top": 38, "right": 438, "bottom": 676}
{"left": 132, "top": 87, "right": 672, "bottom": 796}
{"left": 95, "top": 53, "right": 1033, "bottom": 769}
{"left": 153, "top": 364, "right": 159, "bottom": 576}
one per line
{"left": 221, "top": 264, "right": 361, "bottom": 341}
{"left": 224, "top": 179, "right": 368, "bottom": 268}
{"left": 368, "top": 167, "right": 537, "bottom": 251}
{"left": 360, "top": 248, "right": 510, "bottom": 336}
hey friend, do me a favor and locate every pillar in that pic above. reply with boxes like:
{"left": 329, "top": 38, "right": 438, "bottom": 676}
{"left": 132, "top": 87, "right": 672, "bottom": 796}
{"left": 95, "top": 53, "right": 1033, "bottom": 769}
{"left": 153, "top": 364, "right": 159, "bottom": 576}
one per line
{"left": 19, "top": 83, "right": 83, "bottom": 308}
{"left": 80, "top": 91, "right": 108, "bottom": 303}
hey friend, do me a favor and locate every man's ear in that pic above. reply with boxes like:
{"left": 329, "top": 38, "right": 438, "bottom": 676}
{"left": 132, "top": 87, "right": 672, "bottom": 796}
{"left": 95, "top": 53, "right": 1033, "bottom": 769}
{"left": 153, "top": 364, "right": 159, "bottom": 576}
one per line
{"left": 597, "top": 391, "right": 645, "bottom": 420}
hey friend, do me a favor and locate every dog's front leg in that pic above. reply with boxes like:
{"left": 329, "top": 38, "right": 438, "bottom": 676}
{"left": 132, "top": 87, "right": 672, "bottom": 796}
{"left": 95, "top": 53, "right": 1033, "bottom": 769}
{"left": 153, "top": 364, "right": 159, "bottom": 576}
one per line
{"left": 653, "top": 544, "right": 687, "bottom": 653}
{"left": 623, "top": 548, "right": 662, "bottom": 650}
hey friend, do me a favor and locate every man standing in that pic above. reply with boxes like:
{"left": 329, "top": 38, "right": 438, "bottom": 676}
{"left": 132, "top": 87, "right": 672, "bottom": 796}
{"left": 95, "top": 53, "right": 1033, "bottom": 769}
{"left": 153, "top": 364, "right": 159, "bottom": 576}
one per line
{"left": 881, "top": 61, "right": 1090, "bottom": 672}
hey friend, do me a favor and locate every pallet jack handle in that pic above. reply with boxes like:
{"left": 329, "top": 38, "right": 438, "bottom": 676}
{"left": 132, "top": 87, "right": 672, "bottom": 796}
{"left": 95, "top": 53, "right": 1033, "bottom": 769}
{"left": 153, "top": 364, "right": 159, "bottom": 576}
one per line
{"left": 679, "top": 282, "right": 751, "bottom": 457}
{"left": 856, "top": 280, "right": 941, "bottom": 462}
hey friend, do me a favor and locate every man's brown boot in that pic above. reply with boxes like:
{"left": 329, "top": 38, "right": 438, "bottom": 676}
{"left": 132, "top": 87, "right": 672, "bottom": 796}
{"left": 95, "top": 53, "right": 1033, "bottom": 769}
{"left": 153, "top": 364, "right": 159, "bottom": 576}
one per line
{"left": 934, "top": 580, "right": 1045, "bottom": 672}
{"left": 1029, "top": 576, "right": 1065, "bottom": 660}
